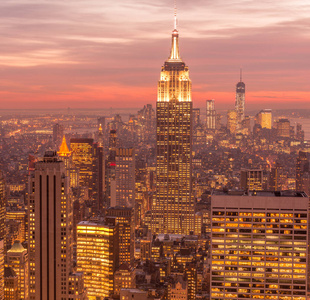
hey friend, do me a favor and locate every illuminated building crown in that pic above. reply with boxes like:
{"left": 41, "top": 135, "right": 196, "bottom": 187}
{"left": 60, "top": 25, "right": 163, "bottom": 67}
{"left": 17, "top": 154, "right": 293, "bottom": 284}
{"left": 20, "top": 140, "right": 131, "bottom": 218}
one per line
{"left": 58, "top": 135, "right": 71, "bottom": 157}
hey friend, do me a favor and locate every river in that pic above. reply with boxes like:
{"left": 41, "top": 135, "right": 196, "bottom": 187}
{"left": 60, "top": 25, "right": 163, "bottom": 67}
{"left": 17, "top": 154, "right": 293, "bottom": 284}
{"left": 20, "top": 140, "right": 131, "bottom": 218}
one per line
{"left": 290, "top": 118, "right": 310, "bottom": 140}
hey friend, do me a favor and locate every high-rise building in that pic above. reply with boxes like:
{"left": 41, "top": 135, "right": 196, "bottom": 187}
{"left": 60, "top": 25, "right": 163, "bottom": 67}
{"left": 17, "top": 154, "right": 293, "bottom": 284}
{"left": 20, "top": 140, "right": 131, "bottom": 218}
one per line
{"left": 269, "top": 162, "right": 285, "bottom": 191}
{"left": 296, "top": 123, "right": 305, "bottom": 141}
{"left": 76, "top": 218, "right": 119, "bottom": 299}
{"left": 137, "top": 104, "right": 155, "bottom": 142}
{"left": 296, "top": 151, "right": 310, "bottom": 194}
{"left": 206, "top": 99, "right": 216, "bottom": 130}
{"left": 58, "top": 135, "right": 71, "bottom": 169}
{"left": 185, "top": 262, "right": 197, "bottom": 300}
{"left": 192, "top": 108, "right": 200, "bottom": 128}
{"left": 52, "top": 123, "right": 64, "bottom": 146}
{"left": 58, "top": 136, "right": 79, "bottom": 189}
{"left": 113, "top": 148, "right": 135, "bottom": 208}
{"left": 97, "top": 117, "right": 106, "bottom": 135}
{"left": 94, "top": 125, "right": 105, "bottom": 211}
{"left": 28, "top": 151, "right": 73, "bottom": 299}
{"left": 106, "top": 207, "right": 134, "bottom": 266}
{"left": 235, "top": 70, "right": 245, "bottom": 128}
{"left": 256, "top": 109, "right": 272, "bottom": 129}
{"left": 151, "top": 14, "right": 194, "bottom": 235}
{"left": 241, "top": 115, "right": 251, "bottom": 135}
{"left": 0, "top": 172, "right": 5, "bottom": 298}
{"left": 0, "top": 171, "right": 6, "bottom": 245}
{"left": 6, "top": 240, "right": 29, "bottom": 300}
{"left": 70, "top": 138, "right": 94, "bottom": 199}
{"left": 0, "top": 240, "right": 4, "bottom": 299}
{"left": 274, "top": 118, "right": 290, "bottom": 138}
{"left": 227, "top": 110, "right": 237, "bottom": 134}
{"left": 105, "top": 130, "right": 118, "bottom": 208}
{"left": 211, "top": 190, "right": 308, "bottom": 300}
{"left": 240, "top": 169, "right": 263, "bottom": 191}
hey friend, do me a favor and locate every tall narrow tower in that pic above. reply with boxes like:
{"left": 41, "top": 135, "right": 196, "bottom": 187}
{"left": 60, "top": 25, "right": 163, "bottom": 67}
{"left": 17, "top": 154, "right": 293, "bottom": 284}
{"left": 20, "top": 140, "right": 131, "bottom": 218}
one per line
{"left": 28, "top": 151, "right": 73, "bottom": 299}
{"left": 235, "top": 69, "right": 245, "bottom": 128}
{"left": 206, "top": 99, "right": 216, "bottom": 130}
{"left": 152, "top": 12, "right": 194, "bottom": 235}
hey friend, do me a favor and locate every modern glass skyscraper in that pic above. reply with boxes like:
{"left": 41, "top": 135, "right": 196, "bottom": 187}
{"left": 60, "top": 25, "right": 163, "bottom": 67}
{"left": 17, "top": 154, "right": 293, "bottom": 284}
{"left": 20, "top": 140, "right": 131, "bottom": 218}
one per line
{"left": 151, "top": 16, "right": 194, "bottom": 235}
{"left": 235, "top": 70, "right": 245, "bottom": 128}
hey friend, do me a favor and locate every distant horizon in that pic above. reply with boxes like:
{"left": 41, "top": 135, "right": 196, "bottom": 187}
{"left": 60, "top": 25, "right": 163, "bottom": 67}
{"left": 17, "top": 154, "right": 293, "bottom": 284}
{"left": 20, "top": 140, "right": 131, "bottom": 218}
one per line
{"left": 1, "top": 106, "right": 310, "bottom": 117}
{"left": 0, "top": 1, "right": 309, "bottom": 110}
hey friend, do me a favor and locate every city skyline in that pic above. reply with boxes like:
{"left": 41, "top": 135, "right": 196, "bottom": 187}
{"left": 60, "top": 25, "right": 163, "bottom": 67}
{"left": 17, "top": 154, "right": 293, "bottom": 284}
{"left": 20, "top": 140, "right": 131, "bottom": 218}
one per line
{"left": 0, "top": 0, "right": 309, "bottom": 110}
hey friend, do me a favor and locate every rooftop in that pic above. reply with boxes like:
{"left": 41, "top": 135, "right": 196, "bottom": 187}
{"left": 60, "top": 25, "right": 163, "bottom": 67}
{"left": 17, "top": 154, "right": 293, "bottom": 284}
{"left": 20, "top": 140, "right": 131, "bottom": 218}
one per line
{"left": 212, "top": 190, "right": 308, "bottom": 198}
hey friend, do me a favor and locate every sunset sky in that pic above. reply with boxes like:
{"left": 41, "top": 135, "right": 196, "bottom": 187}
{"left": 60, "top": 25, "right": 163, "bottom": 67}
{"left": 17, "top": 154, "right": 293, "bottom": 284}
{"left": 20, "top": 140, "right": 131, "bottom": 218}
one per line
{"left": 0, "top": 0, "right": 309, "bottom": 111}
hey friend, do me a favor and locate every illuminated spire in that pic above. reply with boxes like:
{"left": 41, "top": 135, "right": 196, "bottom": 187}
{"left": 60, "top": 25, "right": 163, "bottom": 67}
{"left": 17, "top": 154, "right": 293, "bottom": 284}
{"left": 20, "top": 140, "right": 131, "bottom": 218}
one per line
{"left": 174, "top": 0, "right": 177, "bottom": 30}
{"left": 168, "top": 1, "right": 181, "bottom": 61}
{"left": 98, "top": 124, "right": 104, "bottom": 147}
{"left": 58, "top": 135, "right": 71, "bottom": 157}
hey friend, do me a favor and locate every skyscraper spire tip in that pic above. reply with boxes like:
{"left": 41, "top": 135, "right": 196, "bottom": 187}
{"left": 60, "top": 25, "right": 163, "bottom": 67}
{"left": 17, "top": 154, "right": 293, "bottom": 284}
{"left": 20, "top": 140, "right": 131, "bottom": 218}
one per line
{"left": 174, "top": 0, "right": 177, "bottom": 30}
{"left": 240, "top": 68, "right": 243, "bottom": 82}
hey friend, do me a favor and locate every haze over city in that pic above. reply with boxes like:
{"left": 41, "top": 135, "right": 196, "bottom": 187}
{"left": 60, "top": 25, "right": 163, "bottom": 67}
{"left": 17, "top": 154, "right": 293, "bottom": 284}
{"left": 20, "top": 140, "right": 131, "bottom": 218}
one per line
{"left": 0, "top": 0, "right": 309, "bottom": 110}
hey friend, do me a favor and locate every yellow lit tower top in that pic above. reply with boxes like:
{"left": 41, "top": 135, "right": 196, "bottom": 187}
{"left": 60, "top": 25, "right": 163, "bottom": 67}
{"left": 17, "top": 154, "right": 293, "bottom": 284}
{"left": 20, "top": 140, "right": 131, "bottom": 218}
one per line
{"left": 158, "top": 4, "right": 192, "bottom": 103}
{"left": 57, "top": 135, "right": 71, "bottom": 157}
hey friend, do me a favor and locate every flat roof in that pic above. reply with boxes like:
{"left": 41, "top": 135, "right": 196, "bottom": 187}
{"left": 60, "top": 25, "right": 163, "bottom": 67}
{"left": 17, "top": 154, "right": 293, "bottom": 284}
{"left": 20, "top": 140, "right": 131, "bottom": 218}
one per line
{"left": 212, "top": 190, "right": 308, "bottom": 198}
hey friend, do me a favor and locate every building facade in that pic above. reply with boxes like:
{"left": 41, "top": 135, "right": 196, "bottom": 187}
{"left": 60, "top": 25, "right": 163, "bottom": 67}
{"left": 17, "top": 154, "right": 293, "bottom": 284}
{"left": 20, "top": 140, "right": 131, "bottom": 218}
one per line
{"left": 28, "top": 151, "right": 73, "bottom": 300}
{"left": 206, "top": 99, "right": 216, "bottom": 130}
{"left": 114, "top": 148, "right": 135, "bottom": 208}
{"left": 211, "top": 191, "right": 308, "bottom": 300}
{"left": 70, "top": 138, "right": 95, "bottom": 199}
{"left": 256, "top": 109, "right": 272, "bottom": 129}
{"left": 76, "top": 218, "right": 119, "bottom": 299}
{"left": 152, "top": 17, "right": 194, "bottom": 235}
{"left": 106, "top": 207, "right": 134, "bottom": 266}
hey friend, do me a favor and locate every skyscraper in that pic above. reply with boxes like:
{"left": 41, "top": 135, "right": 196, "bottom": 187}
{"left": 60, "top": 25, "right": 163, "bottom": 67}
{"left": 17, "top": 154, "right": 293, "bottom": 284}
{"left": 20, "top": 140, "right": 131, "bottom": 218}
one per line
{"left": 235, "top": 70, "right": 245, "bottom": 128}
{"left": 76, "top": 218, "right": 119, "bottom": 298}
{"left": 206, "top": 99, "right": 216, "bottom": 130}
{"left": 106, "top": 207, "right": 135, "bottom": 266}
{"left": 152, "top": 14, "right": 194, "bottom": 235}
{"left": 274, "top": 118, "right": 291, "bottom": 138}
{"left": 0, "top": 172, "right": 5, "bottom": 298}
{"left": 296, "top": 151, "right": 310, "bottom": 194}
{"left": 28, "top": 151, "right": 73, "bottom": 299}
{"left": 256, "top": 109, "right": 272, "bottom": 129}
{"left": 94, "top": 124, "right": 105, "bottom": 211}
{"left": 227, "top": 109, "right": 237, "bottom": 134}
{"left": 52, "top": 123, "right": 64, "bottom": 147}
{"left": 114, "top": 148, "right": 135, "bottom": 208}
{"left": 0, "top": 171, "right": 5, "bottom": 243}
{"left": 70, "top": 138, "right": 94, "bottom": 199}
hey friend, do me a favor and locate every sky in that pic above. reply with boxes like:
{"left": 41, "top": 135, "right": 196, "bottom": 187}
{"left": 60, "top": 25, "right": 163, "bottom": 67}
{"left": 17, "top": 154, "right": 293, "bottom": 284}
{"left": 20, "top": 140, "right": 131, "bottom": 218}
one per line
{"left": 0, "top": 0, "right": 309, "bottom": 111}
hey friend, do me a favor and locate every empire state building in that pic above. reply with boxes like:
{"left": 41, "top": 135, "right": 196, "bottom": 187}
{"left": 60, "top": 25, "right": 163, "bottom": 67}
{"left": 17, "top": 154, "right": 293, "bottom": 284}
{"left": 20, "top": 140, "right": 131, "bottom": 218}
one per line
{"left": 151, "top": 18, "right": 194, "bottom": 235}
